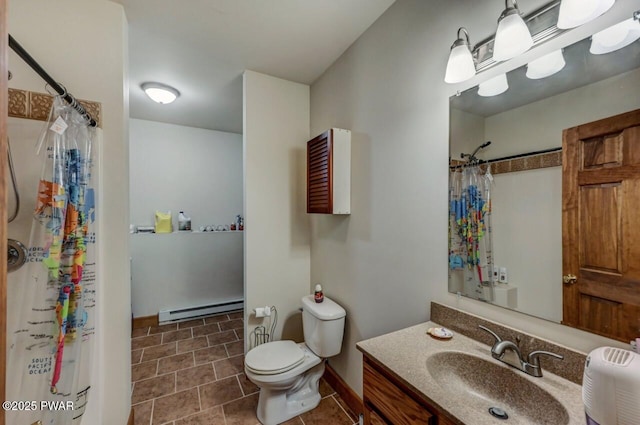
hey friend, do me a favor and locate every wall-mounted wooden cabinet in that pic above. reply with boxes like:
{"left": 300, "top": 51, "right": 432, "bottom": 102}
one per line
{"left": 307, "top": 128, "right": 351, "bottom": 214}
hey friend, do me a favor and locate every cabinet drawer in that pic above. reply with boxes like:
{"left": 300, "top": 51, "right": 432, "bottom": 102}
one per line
{"left": 363, "top": 361, "right": 433, "bottom": 424}
{"left": 366, "top": 405, "right": 390, "bottom": 425}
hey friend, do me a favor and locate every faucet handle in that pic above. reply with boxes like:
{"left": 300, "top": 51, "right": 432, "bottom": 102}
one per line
{"left": 527, "top": 350, "right": 564, "bottom": 367}
{"left": 479, "top": 325, "right": 502, "bottom": 344}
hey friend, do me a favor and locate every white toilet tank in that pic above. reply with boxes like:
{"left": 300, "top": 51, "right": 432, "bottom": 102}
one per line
{"left": 301, "top": 295, "right": 346, "bottom": 357}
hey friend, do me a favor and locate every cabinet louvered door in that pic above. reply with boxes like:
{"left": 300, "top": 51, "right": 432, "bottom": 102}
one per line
{"left": 307, "top": 130, "right": 333, "bottom": 213}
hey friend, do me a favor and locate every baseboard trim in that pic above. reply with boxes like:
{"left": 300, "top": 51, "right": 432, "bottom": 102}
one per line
{"left": 324, "top": 362, "right": 364, "bottom": 418}
{"left": 132, "top": 314, "right": 158, "bottom": 330}
{"left": 127, "top": 407, "right": 134, "bottom": 425}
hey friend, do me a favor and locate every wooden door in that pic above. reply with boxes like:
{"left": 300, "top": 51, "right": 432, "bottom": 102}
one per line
{"left": 562, "top": 109, "right": 640, "bottom": 342}
{"left": 1, "top": 0, "right": 9, "bottom": 422}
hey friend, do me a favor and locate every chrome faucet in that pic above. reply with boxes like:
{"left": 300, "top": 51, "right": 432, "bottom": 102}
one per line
{"left": 479, "top": 325, "right": 563, "bottom": 377}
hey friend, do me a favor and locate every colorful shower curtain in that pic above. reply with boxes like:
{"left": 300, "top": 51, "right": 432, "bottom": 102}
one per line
{"left": 448, "top": 163, "right": 494, "bottom": 301}
{"left": 7, "top": 97, "right": 98, "bottom": 425}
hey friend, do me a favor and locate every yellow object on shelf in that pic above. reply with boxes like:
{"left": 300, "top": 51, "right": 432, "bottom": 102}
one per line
{"left": 154, "top": 211, "right": 172, "bottom": 233}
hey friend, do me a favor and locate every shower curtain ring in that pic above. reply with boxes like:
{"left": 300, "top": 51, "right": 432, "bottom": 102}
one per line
{"left": 45, "top": 82, "right": 67, "bottom": 98}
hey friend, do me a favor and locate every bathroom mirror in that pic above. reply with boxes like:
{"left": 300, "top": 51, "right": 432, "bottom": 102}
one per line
{"left": 448, "top": 17, "right": 640, "bottom": 324}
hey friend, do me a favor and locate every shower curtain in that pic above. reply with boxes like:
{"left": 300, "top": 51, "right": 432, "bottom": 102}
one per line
{"left": 7, "top": 97, "right": 98, "bottom": 425}
{"left": 448, "top": 163, "right": 494, "bottom": 301}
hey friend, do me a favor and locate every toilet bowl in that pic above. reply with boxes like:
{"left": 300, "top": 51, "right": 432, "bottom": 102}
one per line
{"left": 245, "top": 295, "right": 346, "bottom": 425}
{"left": 245, "top": 341, "right": 324, "bottom": 424}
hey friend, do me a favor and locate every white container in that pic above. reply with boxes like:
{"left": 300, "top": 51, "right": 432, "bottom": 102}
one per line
{"left": 583, "top": 347, "right": 640, "bottom": 425}
{"left": 494, "top": 283, "right": 518, "bottom": 309}
{"left": 178, "top": 211, "right": 191, "bottom": 231}
{"left": 301, "top": 295, "right": 346, "bottom": 357}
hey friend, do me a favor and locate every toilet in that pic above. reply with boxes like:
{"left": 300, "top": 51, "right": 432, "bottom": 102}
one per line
{"left": 244, "top": 295, "right": 346, "bottom": 425}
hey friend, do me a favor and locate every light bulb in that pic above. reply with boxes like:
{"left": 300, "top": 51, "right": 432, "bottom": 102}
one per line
{"left": 526, "top": 50, "right": 566, "bottom": 79}
{"left": 445, "top": 28, "right": 476, "bottom": 84}
{"left": 493, "top": 6, "right": 534, "bottom": 62}
{"left": 590, "top": 18, "right": 640, "bottom": 54}
{"left": 478, "top": 73, "right": 509, "bottom": 97}
{"left": 557, "top": 0, "right": 615, "bottom": 29}
{"left": 141, "top": 82, "right": 180, "bottom": 104}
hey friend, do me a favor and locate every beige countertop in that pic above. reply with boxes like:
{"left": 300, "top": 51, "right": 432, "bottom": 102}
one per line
{"left": 357, "top": 321, "right": 585, "bottom": 425}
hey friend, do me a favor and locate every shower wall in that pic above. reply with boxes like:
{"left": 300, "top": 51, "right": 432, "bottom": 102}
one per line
{"left": 6, "top": 118, "right": 45, "bottom": 335}
{"left": 8, "top": 1, "right": 129, "bottom": 423}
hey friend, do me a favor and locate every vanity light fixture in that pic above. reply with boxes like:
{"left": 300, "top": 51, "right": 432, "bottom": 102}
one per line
{"left": 590, "top": 16, "right": 640, "bottom": 54}
{"left": 557, "top": 0, "right": 615, "bottom": 29}
{"left": 141, "top": 82, "right": 180, "bottom": 104}
{"left": 444, "top": 28, "right": 476, "bottom": 84}
{"left": 526, "top": 49, "right": 566, "bottom": 79}
{"left": 478, "top": 73, "right": 509, "bottom": 97}
{"left": 493, "top": 0, "right": 534, "bottom": 62}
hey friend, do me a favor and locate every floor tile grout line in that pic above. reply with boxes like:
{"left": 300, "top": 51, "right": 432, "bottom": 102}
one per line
{"left": 221, "top": 402, "right": 229, "bottom": 425}
{"left": 197, "top": 381, "right": 202, "bottom": 413}
{"left": 235, "top": 374, "right": 245, "bottom": 397}
{"left": 332, "top": 394, "right": 356, "bottom": 424}
{"left": 149, "top": 398, "right": 154, "bottom": 425}
{"left": 213, "top": 359, "right": 219, "bottom": 380}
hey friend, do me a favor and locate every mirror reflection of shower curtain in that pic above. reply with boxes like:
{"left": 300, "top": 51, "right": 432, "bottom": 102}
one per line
{"left": 449, "top": 163, "right": 494, "bottom": 301}
{"left": 7, "top": 97, "right": 98, "bottom": 425}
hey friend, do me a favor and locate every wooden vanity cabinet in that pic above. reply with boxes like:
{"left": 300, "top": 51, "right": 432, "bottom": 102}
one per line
{"left": 363, "top": 355, "right": 457, "bottom": 425}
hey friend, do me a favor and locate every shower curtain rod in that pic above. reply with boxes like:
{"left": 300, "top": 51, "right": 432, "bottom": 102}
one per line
{"left": 450, "top": 146, "right": 562, "bottom": 169}
{"left": 8, "top": 34, "right": 97, "bottom": 127}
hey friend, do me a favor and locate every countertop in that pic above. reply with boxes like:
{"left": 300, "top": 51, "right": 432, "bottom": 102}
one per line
{"left": 357, "top": 321, "right": 585, "bottom": 425}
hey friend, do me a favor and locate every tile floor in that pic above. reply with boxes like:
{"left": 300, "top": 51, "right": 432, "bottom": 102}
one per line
{"left": 131, "top": 311, "right": 359, "bottom": 425}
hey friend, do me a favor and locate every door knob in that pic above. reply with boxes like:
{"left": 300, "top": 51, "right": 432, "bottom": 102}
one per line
{"left": 563, "top": 274, "right": 577, "bottom": 284}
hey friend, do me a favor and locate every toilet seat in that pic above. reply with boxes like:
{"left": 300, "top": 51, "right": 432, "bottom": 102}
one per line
{"left": 245, "top": 340, "right": 306, "bottom": 375}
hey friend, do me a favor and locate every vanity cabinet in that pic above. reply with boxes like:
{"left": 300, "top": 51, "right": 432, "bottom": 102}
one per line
{"left": 363, "top": 355, "right": 456, "bottom": 425}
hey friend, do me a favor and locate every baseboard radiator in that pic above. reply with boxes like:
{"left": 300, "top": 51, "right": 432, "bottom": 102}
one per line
{"left": 159, "top": 298, "right": 244, "bottom": 323}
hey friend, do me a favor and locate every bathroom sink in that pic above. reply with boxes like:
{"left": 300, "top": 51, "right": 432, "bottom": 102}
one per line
{"left": 426, "top": 351, "right": 570, "bottom": 424}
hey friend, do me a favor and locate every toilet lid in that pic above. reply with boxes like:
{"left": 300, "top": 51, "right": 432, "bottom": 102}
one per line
{"left": 245, "top": 340, "right": 305, "bottom": 375}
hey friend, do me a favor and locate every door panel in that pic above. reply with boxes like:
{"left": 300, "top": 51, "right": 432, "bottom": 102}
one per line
{"left": 579, "top": 184, "right": 621, "bottom": 273}
{"left": 582, "top": 134, "right": 622, "bottom": 169}
{"left": 563, "top": 110, "right": 640, "bottom": 342}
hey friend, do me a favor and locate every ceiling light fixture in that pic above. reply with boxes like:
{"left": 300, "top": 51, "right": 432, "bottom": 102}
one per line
{"left": 478, "top": 73, "right": 509, "bottom": 96}
{"left": 557, "top": 0, "right": 615, "bottom": 29}
{"left": 590, "top": 16, "right": 640, "bottom": 54}
{"left": 444, "top": 27, "right": 476, "bottom": 84}
{"left": 141, "top": 82, "right": 180, "bottom": 104}
{"left": 526, "top": 49, "right": 566, "bottom": 79}
{"left": 493, "top": 0, "right": 534, "bottom": 62}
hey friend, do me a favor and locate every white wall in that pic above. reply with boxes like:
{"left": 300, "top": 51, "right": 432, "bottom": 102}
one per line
{"left": 129, "top": 119, "right": 243, "bottom": 320}
{"left": 449, "top": 107, "right": 485, "bottom": 158}
{"left": 129, "top": 119, "right": 243, "bottom": 230}
{"left": 243, "top": 70, "right": 310, "bottom": 350}
{"left": 131, "top": 232, "right": 243, "bottom": 317}
{"left": 8, "top": 1, "right": 129, "bottom": 424}
{"left": 310, "top": 0, "right": 638, "bottom": 398}
{"left": 484, "top": 67, "right": 640, "bottom": 157}
{"left": 491, "top": 168, "right": 563, "bottom": 321}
